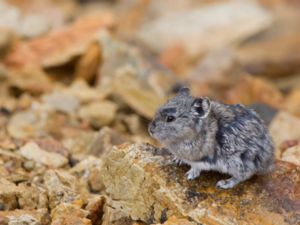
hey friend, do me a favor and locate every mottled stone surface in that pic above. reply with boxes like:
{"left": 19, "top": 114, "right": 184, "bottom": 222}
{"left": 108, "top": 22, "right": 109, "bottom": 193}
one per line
{"left": 44, "top": 170, "right": 89, "bottom": 209}
{"left": 19, "top": 142, "right": 68, "bottom": 168}
{"left": 51, "top": 203, "right": 92, "bottom": 225}
{"left": 0, "top": 209, "right": 50, "bottom": 225}
{"left": 101, "top": 143, "right": 300, "bottom": 225}
{"left": 0, "top": 178, "right": 20, "bottom": 210}
{"left": 269, "top": 111, "right": 300, "bottom": 157}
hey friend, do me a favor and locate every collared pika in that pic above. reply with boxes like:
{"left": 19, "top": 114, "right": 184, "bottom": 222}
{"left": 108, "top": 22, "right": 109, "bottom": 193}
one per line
{"left": 148, "top": 88, "right": 274, "bottom": 189}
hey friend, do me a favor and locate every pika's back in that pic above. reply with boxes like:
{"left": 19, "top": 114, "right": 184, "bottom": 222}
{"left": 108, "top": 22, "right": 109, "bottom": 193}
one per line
{"left": 212, "top": 102, "right": 274, "bottom": 169}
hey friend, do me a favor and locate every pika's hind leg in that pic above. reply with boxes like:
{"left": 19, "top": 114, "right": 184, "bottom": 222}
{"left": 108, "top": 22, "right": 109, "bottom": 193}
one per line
{"left": 185, "top": 161, "right": 213, "bottom": 180}
{"left": 216, "top": 158, "right": 255, "bottom": 189}
{"left": 185, "top": 166, "right": 201, "bottom": 180}
{"left": 216, "top": 177, "right": 240, "bottom": 189}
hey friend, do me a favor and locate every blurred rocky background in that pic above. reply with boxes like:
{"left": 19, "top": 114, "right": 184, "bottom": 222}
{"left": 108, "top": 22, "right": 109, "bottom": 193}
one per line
{"left": 0, "top": 0, "right": 300, "bottom": 224}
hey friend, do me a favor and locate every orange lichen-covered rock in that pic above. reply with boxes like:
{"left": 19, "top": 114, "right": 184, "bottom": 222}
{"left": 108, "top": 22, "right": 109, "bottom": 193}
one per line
{"left": 4, "top": 14, "right": 114, "bottom": 69}
{"left": 101, "top": 143, "right": 300, "bottom": 225}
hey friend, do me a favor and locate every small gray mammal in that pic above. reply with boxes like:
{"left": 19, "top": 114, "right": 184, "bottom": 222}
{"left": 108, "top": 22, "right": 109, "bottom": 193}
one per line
{"left": 148, "top": 88, "right": 274, "bottom": 189}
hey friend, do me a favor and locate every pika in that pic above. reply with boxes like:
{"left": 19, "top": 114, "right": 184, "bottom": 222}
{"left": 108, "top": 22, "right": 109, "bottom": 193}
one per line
{"left": 148, "top": 88, "right": 274, "bottom": 189}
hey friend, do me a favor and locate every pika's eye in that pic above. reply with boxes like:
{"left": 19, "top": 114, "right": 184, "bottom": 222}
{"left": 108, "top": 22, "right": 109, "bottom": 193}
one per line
{"left": 166, "top": 115, "right": 175, "bottom": 122}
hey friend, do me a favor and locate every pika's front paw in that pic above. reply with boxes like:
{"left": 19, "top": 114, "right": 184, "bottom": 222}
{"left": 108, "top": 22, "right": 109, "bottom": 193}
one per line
{"left": 172, "top": 156, "right": 184, "bottom": 166}
{"left": 216, "top": 178, "right": 238, "bottom": 189}
{"left": 185, "top": 167, "right": 201, "bottom": 180}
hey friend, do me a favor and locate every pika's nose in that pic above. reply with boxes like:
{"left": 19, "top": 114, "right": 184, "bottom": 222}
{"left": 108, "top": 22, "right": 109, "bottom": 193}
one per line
{"left": 148, "top": 121, "right": 156, "bottom": 135}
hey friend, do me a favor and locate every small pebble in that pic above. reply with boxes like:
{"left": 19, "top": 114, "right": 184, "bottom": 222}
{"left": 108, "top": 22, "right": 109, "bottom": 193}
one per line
{"left": 23, "top": 160, "right": 35, "bottom": 171}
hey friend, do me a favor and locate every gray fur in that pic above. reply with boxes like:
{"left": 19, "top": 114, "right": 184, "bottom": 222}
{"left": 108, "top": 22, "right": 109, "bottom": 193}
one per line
{"left": 148, "top": 88, "right": 274, "bottom": 189}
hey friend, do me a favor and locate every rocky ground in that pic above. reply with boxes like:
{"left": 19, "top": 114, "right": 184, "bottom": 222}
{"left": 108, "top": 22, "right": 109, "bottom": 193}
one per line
{"left": 0, "top": 0, "right": 300, "bottom": 224}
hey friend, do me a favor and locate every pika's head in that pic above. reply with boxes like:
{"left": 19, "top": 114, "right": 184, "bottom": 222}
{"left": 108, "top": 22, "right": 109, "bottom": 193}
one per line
{"left": 148, "top": 88, "right": 211, "bottom": 145}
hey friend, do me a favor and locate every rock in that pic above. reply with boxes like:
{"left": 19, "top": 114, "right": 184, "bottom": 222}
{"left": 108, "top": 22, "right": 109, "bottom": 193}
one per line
{"left": 0, "top": 216, "right": 8, "bottom": 224}
{"left": 137, "top": 1, "right": 273, "bottom": 57}
{"left": 155, "top": 216, "right": 197, "bottom": 225}
{"left": 70, "top": 156, "right": 104, "bottom": 192}
{"left": 85, "top": 195, "right": 106, "bottom": 225}
{"left": 0, "top": 178, "right": 19, "bottom": 210}
{"left": 19, "top": 142, "right": 68, "bottom": 168}
{"left": 281, "top": 144, "right": 300, "bottom": 166}
{"left": 279, "top": 140, "right": 299, "bottom": 152}
{"left": 112, "top": 72, "right": 163, "bottom": 119}
{"left": 0, "top": 209, "right": 50, "bottom": 225}
{"left": 102, "top": 203, "right": 134, "bottom": 225}
{"left": 8, "top": 68, "right": 53, "bottom": 95}
{"left": 5, "top": 15, "right": 114, "bottom": 69}
{"left": 269, "top": 111, "right": 300, "bottom": 157}
{"left": 78, "top": 101, "right": 118, "bottom": 127}
{"left": 0, "top": 151, "right": 29, "bottom": 184}
{"left": 188, "top": 48, "right": 242, "bottom": 98}
{"left": 285, "top": 89, "right": 300, "bottom": 117}
{"left": 238, "top": 32, "right": 300, "bottom": 78}
{"left": 42, "top": 91, "right": 80, "bottom": 114}
{"left": 226, "top": 75, "right": 284, "bottom": 108}
{"left": 7, "top": 106, "right": 75, "bottom": 140}
{"left": 8, "top": 107, "right": 83, "bottom": 140}
{"left": 100, "top": 143, "right": 300, "bottom": 224}
{"left": 44, "top": 170, "right": 89, "bottom": 209}
{"left": 0, "top": 64, "right": 9, "bottom": 80}
{"left": 88, "top": 168, "right": 104, "bottom": 193}
{"left": 143, "top": 0, "right": 200, "bottom": 20}
{"left": 22, "top": 161, "right": 36, "bottom": 172}
{"left": 158, "top": 45, "right": 188, "bottom": 75}
{"left": 97, "top": 33, "right": 174, "bottom": 117}
{"left": 119, "top": 114, "right": 144, "bottom": 135}
{"left": 0, "top": 1, "right": 66, "bottom": 38}
{"left": 68, "top": 79, "right": 110, "bottom": 104}
{"left": 34, "top": 137, "right": 70, "bottom": 158}
{"left": 0, "top": 29, "right": 11, "bottom": 54}
{"left": 7, "top": 110, "right": 43, "bottom": 139}
{"left": 65, "top": 127, "right": 126, "bottom": 159}
{"left": 75, "top": 42, "right": 102, "bottom": 83}
{"left": 189, "top": 48, "right": 240, "bottom": 88}
{"left": 17, "top": 182, "right": 48, "bottom": 210}
{"left": 51, "top": 203, "right": 92, "bottom": 225}
{"left": 272, "top": 72, "right": 300, "bottom": 94}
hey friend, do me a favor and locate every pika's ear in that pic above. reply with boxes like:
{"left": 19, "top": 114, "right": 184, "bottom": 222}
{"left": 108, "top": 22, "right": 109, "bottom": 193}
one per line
{"left": 192, "top": 97, "right": 211, "bottom": 118}
{"left": 177, "top": 87, "right": 190, "bottom": 96}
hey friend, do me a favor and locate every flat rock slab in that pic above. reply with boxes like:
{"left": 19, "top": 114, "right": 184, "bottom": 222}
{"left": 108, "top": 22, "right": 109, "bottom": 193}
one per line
{"left": 101, "top": 143, "right": 300, "bottom": 225}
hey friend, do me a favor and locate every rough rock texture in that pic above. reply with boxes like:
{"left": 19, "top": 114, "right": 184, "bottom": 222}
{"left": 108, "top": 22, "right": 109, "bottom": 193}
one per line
{"left": 154, "top": 216, "right": 197, "bottom": 225}
{"left": 269, "top": 111, "right": 300, "bottom": 156}
{"left": 43, "top": 170, "right": 89, "bottom": 209}
{"left": 17, "top": 182, "right": 48, "bottom": 210}
{"left": 70, "top": 156, "right": 105, "bottom": 192}
{"left": 0, "top": 209, "right": 50, "bottom": 225}
{"left": 51, "top": 203, "right": 92, "bottom": 225}
{"left": 19, "top": 142, "right": 68, "bottom": 168}
{"left": 0, "top": 178, "right": 20, "bottom": 210}
{"left": 101, "top": 143, "right": 300, "bottom": 225}
{"left": 64, "top": 127, "right": 126, "bottom": 160}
